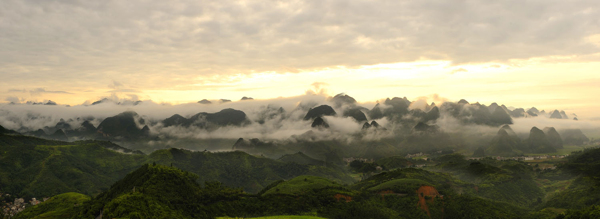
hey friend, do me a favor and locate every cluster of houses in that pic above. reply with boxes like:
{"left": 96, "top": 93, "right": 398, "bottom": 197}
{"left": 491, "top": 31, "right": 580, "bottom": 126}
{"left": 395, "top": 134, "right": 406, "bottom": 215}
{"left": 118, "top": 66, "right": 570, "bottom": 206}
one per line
{"left": 343, "top": 157, "right": 374, "bottom": 164}
{"left": 1, "top": 192, "right": 47, "bottom": 218}
{"left": 405, "top": 152, "right": 424, "bottom": 158}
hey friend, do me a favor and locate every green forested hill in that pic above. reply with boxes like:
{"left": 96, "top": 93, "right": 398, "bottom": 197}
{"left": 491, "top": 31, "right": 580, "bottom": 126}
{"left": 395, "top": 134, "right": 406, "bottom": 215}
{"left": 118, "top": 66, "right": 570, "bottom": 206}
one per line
{"left": 12, "top": 192, "right": 90, "bottom": 219}
{"left": 0, "top": 138, "right": 146, "bottom": 198}
{"left": 0, "top": 134, "right": 354, "bottom": 199}
{"left": 5, "top": 133, "right": 600, "bottom": 219}
{"left": 148, "top": 148, "right": 355, "bottom": 193}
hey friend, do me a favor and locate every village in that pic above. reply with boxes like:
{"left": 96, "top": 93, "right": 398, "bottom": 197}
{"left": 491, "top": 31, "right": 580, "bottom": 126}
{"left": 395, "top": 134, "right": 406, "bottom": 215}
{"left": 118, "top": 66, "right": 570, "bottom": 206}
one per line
{"left": 1, "top": 192, "right": 46, "bottom": 218}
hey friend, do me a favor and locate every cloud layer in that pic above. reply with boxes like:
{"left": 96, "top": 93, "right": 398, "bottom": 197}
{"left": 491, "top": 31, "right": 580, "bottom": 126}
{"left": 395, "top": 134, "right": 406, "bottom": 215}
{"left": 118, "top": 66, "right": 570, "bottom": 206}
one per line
{"left": 1, "top": 0, "right": 599, "bottom": 87}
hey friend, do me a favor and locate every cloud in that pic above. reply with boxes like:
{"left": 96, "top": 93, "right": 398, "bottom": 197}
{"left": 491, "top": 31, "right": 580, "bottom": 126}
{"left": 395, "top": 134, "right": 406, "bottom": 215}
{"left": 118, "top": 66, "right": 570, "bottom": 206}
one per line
{"left": 450, "top": 68, "right": 468, "bottom": 74}
{"left": 0, "top": 0, "right": 598, "bottom": 90}
{"left": 5, "top": 96, "right": 22, "bottom": 103}
{"left": 306, "top": 82, "right": 330, "bottom": 95}
{"left": 8, "top": 88, "right": 72, "bottom": 95}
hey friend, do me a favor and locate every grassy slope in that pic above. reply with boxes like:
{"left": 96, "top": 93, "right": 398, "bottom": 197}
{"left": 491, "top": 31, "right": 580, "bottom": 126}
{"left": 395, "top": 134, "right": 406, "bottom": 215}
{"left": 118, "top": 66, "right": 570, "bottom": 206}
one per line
{"left": 13, "top": 192, "right": 90, "bottom": 219}
{"left": 0, "top": 140, "right": 146, "bottom": 198}
{"left": 262, "top": 175, "right": 345, "bottom": 196}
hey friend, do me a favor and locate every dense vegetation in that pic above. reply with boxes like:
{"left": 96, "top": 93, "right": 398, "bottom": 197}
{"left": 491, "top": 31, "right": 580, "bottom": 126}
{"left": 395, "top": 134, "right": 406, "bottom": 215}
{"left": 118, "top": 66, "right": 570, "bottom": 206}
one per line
{"left": 0, "top": 134, "right": 353, "bottom": 199}
{"left": 3, "top": 132, "right": 600, "bottom": 219}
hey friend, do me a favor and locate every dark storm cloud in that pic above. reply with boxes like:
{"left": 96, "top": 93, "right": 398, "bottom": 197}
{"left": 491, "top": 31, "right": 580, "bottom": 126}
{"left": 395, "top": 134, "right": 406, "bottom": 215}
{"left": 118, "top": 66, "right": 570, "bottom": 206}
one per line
{"left": 0, "top": 0, "right": 599, "bottom": 88}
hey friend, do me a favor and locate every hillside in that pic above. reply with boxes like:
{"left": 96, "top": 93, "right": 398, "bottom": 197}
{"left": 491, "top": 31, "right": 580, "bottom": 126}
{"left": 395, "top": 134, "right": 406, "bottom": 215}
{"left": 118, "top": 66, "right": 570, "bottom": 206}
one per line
{"left": 148, "top": 148, "right": 355, "bottom": 193}
{"left": 0, "top": 135, "right": 146, "bottom": 198}
{"left": 12, "top": 192, "right": 90, "bottom": 219}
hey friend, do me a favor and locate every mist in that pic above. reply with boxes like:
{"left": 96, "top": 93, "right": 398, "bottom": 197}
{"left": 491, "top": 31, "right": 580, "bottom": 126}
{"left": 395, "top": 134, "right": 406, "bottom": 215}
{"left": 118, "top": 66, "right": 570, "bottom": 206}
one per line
{"left": 1, "top": 93, "right": 598, "bottom": 152}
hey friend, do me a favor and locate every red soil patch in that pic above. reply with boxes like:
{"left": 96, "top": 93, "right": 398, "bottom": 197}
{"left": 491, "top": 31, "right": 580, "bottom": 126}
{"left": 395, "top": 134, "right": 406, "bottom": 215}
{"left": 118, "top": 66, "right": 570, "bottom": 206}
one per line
{"left": 334, "top": 194, "right": 352, "bottom": 202}
{"left": 417, "top": 185, "right": 441, "bottom": 217}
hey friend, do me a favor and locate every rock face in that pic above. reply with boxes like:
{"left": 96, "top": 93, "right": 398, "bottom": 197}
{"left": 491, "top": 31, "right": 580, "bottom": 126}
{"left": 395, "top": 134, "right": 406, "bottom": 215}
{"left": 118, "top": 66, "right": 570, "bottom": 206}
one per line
{"left": 311, "top": 117, "right": 329, "bottom": 128}
{"left": 560, "top": 129, "right": 589, "bottom": 146}
{"left": 527, "top": 127, "right": 556, "bottom": 153}
{"left": 543, "top": 127, "right": 564, "bottom": 149}
{"left": 487, "top": 129, "right": 519, "bottom": 156}
{"left": 304, "top": 105, "right": 336, "bottom": 120}
{"left": 458, "top": 99, "right": 470, "bottom": 104}
{"left": 241, "top": 96, "right": 254, "bottom": 101}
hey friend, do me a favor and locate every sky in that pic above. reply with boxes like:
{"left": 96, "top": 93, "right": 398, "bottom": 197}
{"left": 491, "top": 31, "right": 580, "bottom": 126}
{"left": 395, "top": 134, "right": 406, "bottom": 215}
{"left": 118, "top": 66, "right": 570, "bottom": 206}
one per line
{"left": 1, "top": 0, "right": 600, "bottom": 119}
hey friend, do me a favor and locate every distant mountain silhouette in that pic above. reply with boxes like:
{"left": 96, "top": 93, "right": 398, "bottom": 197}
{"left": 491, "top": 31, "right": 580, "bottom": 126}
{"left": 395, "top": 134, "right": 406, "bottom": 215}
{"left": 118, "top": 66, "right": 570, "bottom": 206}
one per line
{"left": 369, "top": 103, "right": 384, "bottom": 120}
{"left": 560, "top": 129, "right": 589, "bottom": 146}
{"left": 550, "top": 110, "right": 563, "bottom": 119}
{"left": 560, "top": 111, "right": 569, "bottom": 119}
{"left": 96, "top": 111, "right": 145, "bottom": 139}
{"left": 278, "top": 152, "right": 324, "bottom": 166}
{"left": 198, "top": 99, "right": 212, "bottom": 104}
{"left": 543, "top": 127, "right": 563, "bottom": 149}
{"left": 527, "top": 127, "right": 556, "bottom": 153}
{"left": 162, "top": 114, "right": 190, "bottom": 127}
{"left": 91, "top": 98, "right": 142, "bottom": 106}
{"left": 232, "top": 138, "right": 276, "bottom": 151}
{"left": 490, "top": 107, "right": 513, "bottom": 126}
{"left": 527, "top": 107, "right": 539, "bottom": 117}
{"left": 413, "top": 122, "right": 438, "bottom": 133}
{"left": 343, "top": 107, "right": 368, "bottom": 122}
{"left": 0, "top": 125, "right": 19, "bottom": 135}
{"left": 192, "top": 108, "right": 247, "bottom": 126}
{"left": 509, "top": 108, "right": 526, "bottom": 118}
{"left": 304, "top": 105, "right": 336, "bottom": 120}
{"left": 49, "top": 129, "right": 68, "bottom": 141}
{"left": 331, "top": 93, "right": 357, "bottom": 107}
{"left": 487, "top": 128, "right": 519, "bottom": 156}
{"left": 78, "top": 120, "right": 97, "bottom": 135}
{"left": 311, "top": 117, "right": 329, "bottom": 128}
